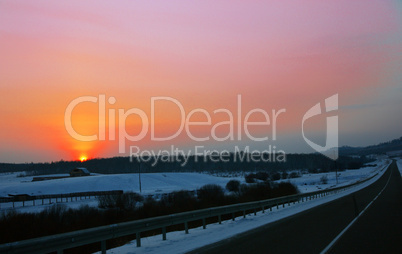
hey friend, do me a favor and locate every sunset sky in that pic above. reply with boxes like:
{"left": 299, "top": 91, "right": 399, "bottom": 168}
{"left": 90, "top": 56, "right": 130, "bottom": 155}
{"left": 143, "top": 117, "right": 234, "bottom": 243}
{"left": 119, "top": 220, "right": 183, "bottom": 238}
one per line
{"left": 0, "top": 0, "right": 401, "bottom": 163}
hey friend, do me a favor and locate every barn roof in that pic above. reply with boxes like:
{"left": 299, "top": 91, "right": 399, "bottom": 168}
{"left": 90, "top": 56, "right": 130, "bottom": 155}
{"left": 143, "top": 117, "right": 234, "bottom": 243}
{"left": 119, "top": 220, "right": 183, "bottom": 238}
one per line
{"left": 75, "top": 167, "right": 90, "bottom": 174}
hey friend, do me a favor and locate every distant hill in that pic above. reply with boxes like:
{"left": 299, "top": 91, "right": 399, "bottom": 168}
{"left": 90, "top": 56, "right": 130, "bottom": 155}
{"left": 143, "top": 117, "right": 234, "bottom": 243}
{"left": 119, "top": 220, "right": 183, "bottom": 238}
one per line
{"left": 339, "top": 136, "right": 402, "bottom": 156}
{"left": 1, "top": 136, "right": 401, "bottom": 175}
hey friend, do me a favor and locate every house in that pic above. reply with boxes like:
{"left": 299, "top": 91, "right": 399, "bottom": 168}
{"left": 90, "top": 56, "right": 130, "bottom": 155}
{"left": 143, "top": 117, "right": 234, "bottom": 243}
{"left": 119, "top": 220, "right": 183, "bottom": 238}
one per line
{"left": 70, "top": 167, "right": 91, "bottom": 177}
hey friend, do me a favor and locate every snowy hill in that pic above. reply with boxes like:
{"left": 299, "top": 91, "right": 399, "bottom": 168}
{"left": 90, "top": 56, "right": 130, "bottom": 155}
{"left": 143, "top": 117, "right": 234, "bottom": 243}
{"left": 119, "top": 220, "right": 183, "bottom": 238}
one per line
{"left": 0, "top": 172, "right": 240, "bottom": 197}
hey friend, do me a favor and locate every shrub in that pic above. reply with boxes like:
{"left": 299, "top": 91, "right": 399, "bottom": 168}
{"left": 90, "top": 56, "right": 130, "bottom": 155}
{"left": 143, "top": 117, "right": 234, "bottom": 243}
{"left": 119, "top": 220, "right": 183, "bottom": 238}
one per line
{"left": 255, "top": 172, "right": 269, "bottom": 181}
{"left": 245, "top": 174, "right": 256, "bottom": 183}
{"left": 320, "top": 175, "right": 328, "bottom": 184}
{"left": 245, "top": 172, "right": 269, "bottom": 183}
{"left": 241, "top": 183, "right": 272, "bottom": 201}
{"left": 272, "top": 182, "right": 300, "bottom": 197}
{"left": 288, "top": 172, "right": 301, "bottom": 179}
{"left": 239, "top": 183, "right": 249, "bottom": 194}
{"left": 98, "top": 192, "right": 143, "bottom": 211}
{"left": 226, "top": 180, "right": 241, "bottom": 192}
{"left": 162, "top": 190, "right": 197, "bottom": 210}
{"left": 271, "top": 172, "right": 281, "bottom": 181}
{"left": 197, "top": 184, "right": 224, "bottom": 204}
{"left": 348, "top": 161, "right": 363, "bottom": 169}
{"left": 281, "top": 172, "right": 288, "bottom": 179}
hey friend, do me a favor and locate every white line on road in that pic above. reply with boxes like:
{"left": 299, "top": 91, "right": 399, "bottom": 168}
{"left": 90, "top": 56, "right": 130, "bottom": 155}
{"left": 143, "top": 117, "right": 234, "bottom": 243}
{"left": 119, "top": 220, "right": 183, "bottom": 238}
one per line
{"left": 320, "top": 165, "right": 393, "bottom": 254}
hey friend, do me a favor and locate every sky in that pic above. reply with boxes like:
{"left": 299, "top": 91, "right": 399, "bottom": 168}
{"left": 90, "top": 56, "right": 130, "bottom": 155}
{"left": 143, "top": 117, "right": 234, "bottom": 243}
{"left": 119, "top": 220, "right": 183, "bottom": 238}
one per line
{"left": 0, "top": 0, "right": 401, "bottom": 163}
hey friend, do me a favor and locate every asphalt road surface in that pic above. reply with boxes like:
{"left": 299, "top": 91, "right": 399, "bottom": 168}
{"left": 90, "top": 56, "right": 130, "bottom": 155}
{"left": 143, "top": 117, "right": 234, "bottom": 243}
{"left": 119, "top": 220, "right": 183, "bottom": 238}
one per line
{"left": 188, "top": 161, "right": 401, "bottom": 254}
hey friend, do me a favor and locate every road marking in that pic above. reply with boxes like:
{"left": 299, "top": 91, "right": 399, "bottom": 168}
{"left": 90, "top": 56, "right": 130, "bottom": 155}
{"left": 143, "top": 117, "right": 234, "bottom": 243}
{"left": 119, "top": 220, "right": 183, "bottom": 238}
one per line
{"left": 320, "top": 165, "right": 393, "bottom": 254}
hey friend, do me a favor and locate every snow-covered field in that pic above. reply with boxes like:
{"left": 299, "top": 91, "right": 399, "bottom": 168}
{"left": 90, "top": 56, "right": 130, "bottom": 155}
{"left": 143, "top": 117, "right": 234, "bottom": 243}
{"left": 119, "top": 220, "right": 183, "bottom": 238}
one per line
{"left": 0, "top": 172, "right": 239, "bottom": 197}
{"left": 0, "top": 172, "right": 241, "bottom": 213}
{"left": 284, "top": 164, "right": 385, "bottom": 193}
{"left": 0, "top": 159, "right": 389, "bottom": 214}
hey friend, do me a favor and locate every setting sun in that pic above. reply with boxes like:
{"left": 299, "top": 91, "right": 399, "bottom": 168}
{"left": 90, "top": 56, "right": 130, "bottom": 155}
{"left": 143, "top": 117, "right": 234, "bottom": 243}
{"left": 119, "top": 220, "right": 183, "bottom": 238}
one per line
{"left": 80, "top": 156, "right": 87, "bottom": 162}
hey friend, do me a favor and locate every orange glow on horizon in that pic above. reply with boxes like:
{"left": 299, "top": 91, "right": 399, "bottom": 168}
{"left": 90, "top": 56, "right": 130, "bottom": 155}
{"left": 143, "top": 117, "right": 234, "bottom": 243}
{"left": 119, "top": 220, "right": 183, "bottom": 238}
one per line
{"left": 0, "top": 1, "right": 400, "bottom": 163}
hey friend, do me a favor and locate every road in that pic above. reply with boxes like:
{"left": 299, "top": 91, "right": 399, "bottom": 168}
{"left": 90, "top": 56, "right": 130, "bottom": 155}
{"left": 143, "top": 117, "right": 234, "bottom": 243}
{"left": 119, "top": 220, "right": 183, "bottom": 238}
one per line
{"left": 188, "top": 161, "right": 401, "bottom": 254}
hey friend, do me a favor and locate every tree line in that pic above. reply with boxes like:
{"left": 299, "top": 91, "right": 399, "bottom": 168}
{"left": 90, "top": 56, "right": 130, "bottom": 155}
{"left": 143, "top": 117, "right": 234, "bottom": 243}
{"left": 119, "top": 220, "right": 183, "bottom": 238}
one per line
{"left": 0, "top": 153, "right": 373, "bottom": 176}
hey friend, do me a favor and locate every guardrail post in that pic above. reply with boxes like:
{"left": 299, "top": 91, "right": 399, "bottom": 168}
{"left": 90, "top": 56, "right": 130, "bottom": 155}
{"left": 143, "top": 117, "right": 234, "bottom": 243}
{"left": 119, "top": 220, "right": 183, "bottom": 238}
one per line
{"left": 136, "top": 232, "right": 141, "bottom": 247}
{"left": 270, "top": 206, "right": 272, "bottom": 211}
{"left": 23, "top": 201, "right": 25, "bottom": 207}
{"left": 243, "top": 210, "right": 246, "bottom": 218}
{"left": 232, "top": 213, "right": 235, "bottom": 221}
{"left": 33, "top": 199, "right": 35, "bottom": 206}
{"left": 101, "top": 240, "right": 106, "bottom": 254}
{"left": 218, "top": 215, "right": 221, "bottom": 224}
{"left": 162, "top": 227, "right": 166, "bottom": 240}
{"left": 185, "top": 222, "right": 189, "bottom": 234}
{"left": 276, "top": 204, "right": 279, "bottom": 209}
{"left": 202, "top": 218, "right": 206, "bottom": 229}
{"left": 254, "top": 209, "right": 257, "bottom": 215}
{"left": 262, "top": 206, "right": 265, "bottom": 213}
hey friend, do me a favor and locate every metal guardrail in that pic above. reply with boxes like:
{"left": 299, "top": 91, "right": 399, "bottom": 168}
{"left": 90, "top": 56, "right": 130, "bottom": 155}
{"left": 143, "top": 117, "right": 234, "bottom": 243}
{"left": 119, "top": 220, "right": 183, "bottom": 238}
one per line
{"left": 0, "top": 164, "right": 388, "bottom": 254}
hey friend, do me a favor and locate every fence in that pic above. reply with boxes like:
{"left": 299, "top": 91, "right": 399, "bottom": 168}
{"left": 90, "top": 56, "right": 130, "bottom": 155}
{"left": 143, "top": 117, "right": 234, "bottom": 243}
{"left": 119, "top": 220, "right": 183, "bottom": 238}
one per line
{"left": 0, "top": 190, "right": 123, "bottom": 209}
{"left": 0, "top": 164, "right": 388, "bottom": 254}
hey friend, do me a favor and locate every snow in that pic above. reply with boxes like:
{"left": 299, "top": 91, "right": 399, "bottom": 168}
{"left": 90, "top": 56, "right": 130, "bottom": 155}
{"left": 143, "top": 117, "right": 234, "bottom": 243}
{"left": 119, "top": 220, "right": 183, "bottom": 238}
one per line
{"left": 0, "top": 159, "right": 388, "bottom": 214}
{"left": 396, "top": 158, "right": 402, "bottom": 175}
{"left": 284, "top": 163, "right": 384, "bottom": 193}
{"left": 0, "top": 159, "right": 392, "bottom": 253}
{"left": 0, "top": 172, "right": 239, "bottom": 197}
{"left": 0, "top": 172, "right": 242, "bottom": 213}
{"left": 94, "top": 160, "right": 391, "bottom": 254}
